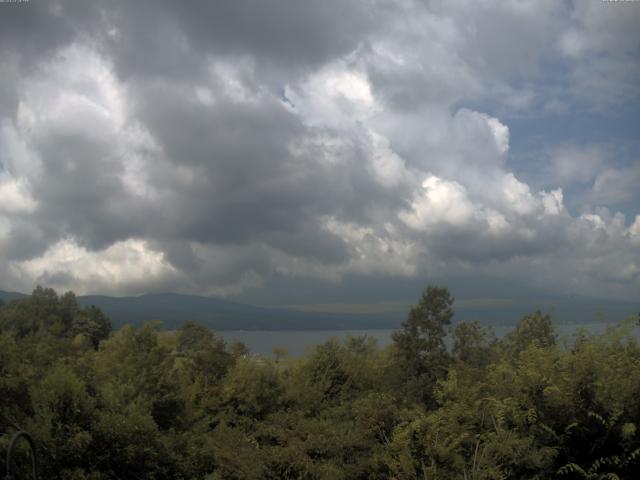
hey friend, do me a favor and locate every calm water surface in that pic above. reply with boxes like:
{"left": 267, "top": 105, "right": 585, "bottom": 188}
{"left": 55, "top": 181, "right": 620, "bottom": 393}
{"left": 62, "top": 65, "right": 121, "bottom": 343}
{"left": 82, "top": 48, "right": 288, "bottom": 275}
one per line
{"left": 220, "top": 322, "right": 640, "bottom": 357}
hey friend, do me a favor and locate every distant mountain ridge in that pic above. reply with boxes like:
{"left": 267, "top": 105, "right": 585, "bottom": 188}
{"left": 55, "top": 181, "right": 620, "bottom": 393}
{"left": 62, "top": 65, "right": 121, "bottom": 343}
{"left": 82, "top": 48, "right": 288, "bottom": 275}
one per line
{"left": 0, "top": 290, "right": 402, "bottom": 331}
{"left": 0, "top": 290, "right": 28, "bottom": 303}
{"left": 1, "top": 289, "right": 638, "bottom": 331}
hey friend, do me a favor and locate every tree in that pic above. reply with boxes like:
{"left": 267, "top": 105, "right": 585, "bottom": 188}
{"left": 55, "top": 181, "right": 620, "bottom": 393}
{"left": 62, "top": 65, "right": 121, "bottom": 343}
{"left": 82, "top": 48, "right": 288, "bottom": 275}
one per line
{"left": 222, "top": 359, "right": 283, "bottom": 420}
{"left": 28, "top": 364, "right": 96, "bottom": 478}
{"left": 176, "top": 321, "right": 234, "bottom": 387}
{"left": 392, "top": 286, "right": 454, "bottom": 406}
{"left": 505, "top": 310, "right": 556, "bottom": 355}
{"left": 452, "top": 320, "right": 496, "bottom": 366}
{"left": 0, "top": 288, "right": 111, "bottom": 348}
{"left": 177, "top": 321, "right": 214, "bottom": 354}
{"left": 71, "top": 305, "right": 112, "bottom": 349}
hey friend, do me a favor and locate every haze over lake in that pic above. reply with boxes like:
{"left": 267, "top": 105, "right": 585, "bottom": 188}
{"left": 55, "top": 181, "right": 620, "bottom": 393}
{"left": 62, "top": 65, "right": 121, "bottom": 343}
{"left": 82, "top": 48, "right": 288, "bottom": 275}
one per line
{"left": 221, "top": 322, "right": 640, "bottom": 357}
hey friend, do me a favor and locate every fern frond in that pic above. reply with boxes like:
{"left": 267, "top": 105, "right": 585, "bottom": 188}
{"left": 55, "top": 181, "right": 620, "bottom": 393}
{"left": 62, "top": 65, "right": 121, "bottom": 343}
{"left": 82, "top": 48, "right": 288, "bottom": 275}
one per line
{"left": 557, "top": 462, "right": 587, "bottom": 477}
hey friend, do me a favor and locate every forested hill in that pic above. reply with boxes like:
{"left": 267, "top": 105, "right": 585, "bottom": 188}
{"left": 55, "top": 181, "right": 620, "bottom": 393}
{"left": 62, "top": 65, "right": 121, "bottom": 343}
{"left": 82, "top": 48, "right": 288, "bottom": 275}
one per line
{"left": 1, "top": 289, "right": 638, "bottom": 331}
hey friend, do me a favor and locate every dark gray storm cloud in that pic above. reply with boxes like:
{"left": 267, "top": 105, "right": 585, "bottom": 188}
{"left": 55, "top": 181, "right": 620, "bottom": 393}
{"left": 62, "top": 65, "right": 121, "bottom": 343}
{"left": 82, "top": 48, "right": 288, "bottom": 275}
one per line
{"left": 94, "top": 0, "right": 389, "bottom": 85}
{"left": 0, "top": 0, "right": 638, "bottom": 300}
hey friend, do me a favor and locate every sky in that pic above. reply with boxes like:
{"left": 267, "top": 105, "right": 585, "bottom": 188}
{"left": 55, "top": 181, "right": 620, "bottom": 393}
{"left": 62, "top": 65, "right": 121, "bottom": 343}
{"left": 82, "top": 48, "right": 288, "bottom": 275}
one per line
{"left": 0, "top": 0, "right": 639, "bottom": 304}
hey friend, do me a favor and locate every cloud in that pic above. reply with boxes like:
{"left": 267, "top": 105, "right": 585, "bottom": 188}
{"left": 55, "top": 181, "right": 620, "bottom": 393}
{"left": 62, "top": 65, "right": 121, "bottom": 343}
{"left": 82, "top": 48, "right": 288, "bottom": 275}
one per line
{"left": 400, "top": 176, "right": 476, "bottom": 230}
{"left": 98, "top": 0, "right": 388, "bottom": 83}
{"left": 591, "top": 163, "right": 640, "bottom": 206}
{"left": 548, "top": 144, "right": 605, "bottom": 185}
{"left": 0, "top": 176, "right": 36, "bottom": 214}
{"left": 12, "top": 238, "right": 179, "bottom": 296}
{"left": 557, "top": 0, "right": 640, "bottom": 106}
{"left": 629, "top": 216, "right": 640, "bottom": 247}
{"left": 0, "top": 0, "right": 638, "bottom": 301}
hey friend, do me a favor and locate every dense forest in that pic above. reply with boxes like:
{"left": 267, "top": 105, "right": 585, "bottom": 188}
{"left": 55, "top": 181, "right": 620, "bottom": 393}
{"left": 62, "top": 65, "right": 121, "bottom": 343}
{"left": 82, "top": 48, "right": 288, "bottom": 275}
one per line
{"left": 1, "top": 286, "right": 639, "bottom": 479}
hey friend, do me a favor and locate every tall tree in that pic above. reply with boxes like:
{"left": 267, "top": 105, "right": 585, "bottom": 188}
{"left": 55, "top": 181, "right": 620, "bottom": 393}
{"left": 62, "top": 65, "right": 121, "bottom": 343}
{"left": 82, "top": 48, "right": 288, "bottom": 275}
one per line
{"left": 392, "top": 285, "right": 454, "bottom": 406}
{"left": 452, "top": 320, "right": 496, "bottom": 367}
{"left": 505, "top": 310, "right": 556, "bottom": 355}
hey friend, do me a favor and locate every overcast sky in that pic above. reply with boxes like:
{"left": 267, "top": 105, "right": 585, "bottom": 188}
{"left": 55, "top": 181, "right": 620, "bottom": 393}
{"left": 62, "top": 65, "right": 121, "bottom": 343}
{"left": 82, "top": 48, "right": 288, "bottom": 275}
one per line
{"left": 0, "top": 0, "right": 639, "bottom": 303}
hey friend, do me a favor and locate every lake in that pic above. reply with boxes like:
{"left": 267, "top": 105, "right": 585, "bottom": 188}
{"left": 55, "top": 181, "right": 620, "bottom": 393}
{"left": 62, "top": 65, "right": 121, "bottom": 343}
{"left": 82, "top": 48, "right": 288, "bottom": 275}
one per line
{"left": 219, "top": 321, "right": 640, "bottom": 357}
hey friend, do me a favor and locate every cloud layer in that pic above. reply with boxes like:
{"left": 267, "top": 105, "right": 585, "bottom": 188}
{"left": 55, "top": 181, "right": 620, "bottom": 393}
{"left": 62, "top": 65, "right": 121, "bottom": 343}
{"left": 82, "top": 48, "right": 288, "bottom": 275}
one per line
{"left": 0, "top": 0, "right": 639, "bottom": 300}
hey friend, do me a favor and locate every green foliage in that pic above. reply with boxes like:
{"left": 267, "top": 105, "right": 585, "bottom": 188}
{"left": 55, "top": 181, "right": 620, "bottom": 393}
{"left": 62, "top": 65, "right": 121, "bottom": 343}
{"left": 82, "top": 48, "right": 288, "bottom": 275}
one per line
{"left": 505, "top": 310, "right": 556, "bottom": 355}
{"left": 0, "top": 286, "right": 111, "bottom": 347}
{"left": 392, "top": 285, "right": 454, "bottom": 406}
{"left": 222, "top": 359, "right": 283, "bottom": 420}
{"left": 453, "top": 320, "right": 497, "bottom": 367}
{"left": 1, "top": 287, "right": 639, "bottom": 479}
